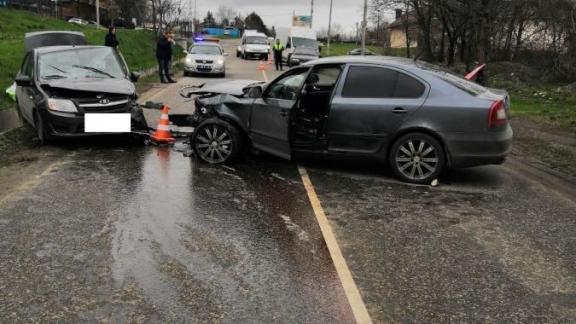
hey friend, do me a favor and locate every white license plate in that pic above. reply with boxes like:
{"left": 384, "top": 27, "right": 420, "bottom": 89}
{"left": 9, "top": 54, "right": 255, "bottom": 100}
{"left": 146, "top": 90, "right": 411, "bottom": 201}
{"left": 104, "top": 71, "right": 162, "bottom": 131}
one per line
{"left": 84, "top": 113, "right": 131, "bottom": 133}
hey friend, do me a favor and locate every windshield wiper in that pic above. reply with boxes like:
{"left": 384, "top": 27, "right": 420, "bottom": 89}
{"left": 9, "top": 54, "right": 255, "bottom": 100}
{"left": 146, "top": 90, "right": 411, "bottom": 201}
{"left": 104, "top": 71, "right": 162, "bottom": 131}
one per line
{"left": 72, "top": 65, "right": 115, "bottom": 78}
{"left": 42, "top": 75, "right": 67, "bottom": 79}
{"left": 48, "top": 65, "right": 67, "bottom": 73}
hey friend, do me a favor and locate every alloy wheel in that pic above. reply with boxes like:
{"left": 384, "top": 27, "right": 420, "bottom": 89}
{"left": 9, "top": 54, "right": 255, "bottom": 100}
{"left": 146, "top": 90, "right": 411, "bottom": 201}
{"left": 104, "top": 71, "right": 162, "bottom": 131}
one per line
{"left": 194, "top": 124, "right": 233, "bottom": 163}
{"left": 395, "top": 138, "right": 439, "bottom": 181}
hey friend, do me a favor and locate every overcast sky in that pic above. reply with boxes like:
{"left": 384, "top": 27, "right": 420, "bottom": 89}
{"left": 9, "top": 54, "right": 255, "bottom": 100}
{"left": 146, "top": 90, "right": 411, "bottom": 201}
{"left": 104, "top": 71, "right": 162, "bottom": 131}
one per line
{"left": 190, "top": 0, "right": 396, "bottom": 35}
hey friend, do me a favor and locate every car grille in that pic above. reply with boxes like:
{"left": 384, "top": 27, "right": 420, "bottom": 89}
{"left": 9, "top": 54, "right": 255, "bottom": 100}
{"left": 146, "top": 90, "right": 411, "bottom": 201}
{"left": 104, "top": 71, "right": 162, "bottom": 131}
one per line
{"left": 77, "top": 96, "right": 131, "bottom": 113}
{"left": 196, "top": 60, "right": 214, "bottom": 64}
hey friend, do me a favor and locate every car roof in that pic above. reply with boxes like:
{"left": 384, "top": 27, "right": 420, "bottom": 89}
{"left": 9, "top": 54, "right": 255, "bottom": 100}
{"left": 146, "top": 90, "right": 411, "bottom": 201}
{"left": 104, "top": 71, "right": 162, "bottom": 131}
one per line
{"left": 34, "top": 45, "right": 110, "bottom": 54}
{"left": 192, "top": 42, "right": 221, "bottom": 47}
{"left": 25, "top": 31, "right": 87, "bottom": 52}
{"left": 303, "top": 55, "right": 419, "bottom": 68}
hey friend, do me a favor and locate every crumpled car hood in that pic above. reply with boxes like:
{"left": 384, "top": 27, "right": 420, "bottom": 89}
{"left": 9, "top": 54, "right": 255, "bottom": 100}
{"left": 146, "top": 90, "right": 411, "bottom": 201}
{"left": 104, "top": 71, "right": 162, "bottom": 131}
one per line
{"left": 185, "top": 79, "right": 264, "bottom": 96}
{"left": 43, "top": 78, "right": 135, "bottom": 95}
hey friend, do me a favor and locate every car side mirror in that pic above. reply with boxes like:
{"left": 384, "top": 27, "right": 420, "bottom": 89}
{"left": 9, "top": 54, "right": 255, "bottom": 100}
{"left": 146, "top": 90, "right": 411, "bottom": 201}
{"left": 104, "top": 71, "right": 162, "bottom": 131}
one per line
{"left": 130, "top": 72, "right": 140, "bottom": 82}
{"left": 247, "top": 86, "right": 263, "bottom": 98}
{"left": 286, "top": 44, "right": 291, "bottom": 49}
{"left": 15, "top": 74, "right": 32, "bottom": 87}
{"left": 183, "top": 50, "right": 188, "bottom": 54}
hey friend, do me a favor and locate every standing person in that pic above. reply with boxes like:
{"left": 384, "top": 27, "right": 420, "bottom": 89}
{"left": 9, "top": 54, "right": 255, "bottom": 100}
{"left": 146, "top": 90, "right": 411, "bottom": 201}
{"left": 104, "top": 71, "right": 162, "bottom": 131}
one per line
{"left": 272, "top": 39, "right": 285, "bottom": 71}
{"left": 105, "top": 27, "right": 119, "bottom": 49}
{"left": 156, "top": 31, "right": 176, "bottom": 83}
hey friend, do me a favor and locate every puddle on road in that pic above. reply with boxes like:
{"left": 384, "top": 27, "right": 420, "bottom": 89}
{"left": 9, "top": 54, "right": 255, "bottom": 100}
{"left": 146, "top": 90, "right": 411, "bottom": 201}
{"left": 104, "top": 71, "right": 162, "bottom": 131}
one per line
{"left": 110, "top": 145, "right": 354, "bottom": 323}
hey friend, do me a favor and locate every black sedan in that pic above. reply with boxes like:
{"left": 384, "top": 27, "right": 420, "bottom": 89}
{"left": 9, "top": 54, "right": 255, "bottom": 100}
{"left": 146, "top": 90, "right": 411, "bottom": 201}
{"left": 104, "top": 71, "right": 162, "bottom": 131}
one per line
{"left": 183, "top": 56, "right": 512, "bottom": 184}
{"left": 15, "top": 31, "right": 145, "bottom": 144}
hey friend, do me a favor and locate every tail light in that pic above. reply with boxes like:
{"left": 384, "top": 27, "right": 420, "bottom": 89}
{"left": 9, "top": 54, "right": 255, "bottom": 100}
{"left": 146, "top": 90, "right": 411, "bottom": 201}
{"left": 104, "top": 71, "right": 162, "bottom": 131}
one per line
{"left": 488, "top": 99, "right": 507, "bottom": 128}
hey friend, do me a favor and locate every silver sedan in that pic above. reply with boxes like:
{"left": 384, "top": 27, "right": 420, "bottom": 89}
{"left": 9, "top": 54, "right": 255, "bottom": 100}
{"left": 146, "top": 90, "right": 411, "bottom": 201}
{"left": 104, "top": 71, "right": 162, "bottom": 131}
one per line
{"left": 184, "top": 42, "right": 227, "bottom": 77}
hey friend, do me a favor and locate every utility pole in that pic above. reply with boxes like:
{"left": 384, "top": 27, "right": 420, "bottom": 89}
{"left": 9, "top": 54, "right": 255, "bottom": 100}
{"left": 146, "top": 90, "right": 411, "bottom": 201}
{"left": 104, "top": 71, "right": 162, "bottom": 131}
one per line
{"left": 310, "top": 0, "right": 314, "bottom": 28}
{"left": 361, "top": 0, "right": 367, "bottom": 55}
{"left": 327, "top": 0, "right": 333, "bottom": 56}
{"left": 96, "top": 0, "right": 100, "bottom": 29}
{"left": 377, "top": 8, "right": 380, "bottom": 44}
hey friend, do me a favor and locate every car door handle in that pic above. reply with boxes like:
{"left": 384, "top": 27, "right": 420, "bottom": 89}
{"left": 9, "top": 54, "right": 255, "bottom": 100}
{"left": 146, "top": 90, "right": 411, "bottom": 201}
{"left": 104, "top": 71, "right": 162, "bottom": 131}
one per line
{"left": 392, "top": 107, "right": 408, "bottom": 114}
{"left": 280, "top": 109, "right": 289, "bottom": 117}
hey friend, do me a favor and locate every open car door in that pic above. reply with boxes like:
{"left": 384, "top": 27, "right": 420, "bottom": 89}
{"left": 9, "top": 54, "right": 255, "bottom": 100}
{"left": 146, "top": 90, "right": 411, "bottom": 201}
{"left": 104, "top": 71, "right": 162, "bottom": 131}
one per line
{"left": 249, "top": 67, "right": 310, "bottom": 160}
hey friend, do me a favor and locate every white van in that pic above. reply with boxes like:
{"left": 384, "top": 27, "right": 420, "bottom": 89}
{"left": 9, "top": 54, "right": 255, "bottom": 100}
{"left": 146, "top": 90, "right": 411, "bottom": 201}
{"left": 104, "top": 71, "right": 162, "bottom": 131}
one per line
{"left": 275, "top": 27, "right": 319, "bottom": 66}
{"left": 237, "top": 30, "right": 269, "bottom": 60}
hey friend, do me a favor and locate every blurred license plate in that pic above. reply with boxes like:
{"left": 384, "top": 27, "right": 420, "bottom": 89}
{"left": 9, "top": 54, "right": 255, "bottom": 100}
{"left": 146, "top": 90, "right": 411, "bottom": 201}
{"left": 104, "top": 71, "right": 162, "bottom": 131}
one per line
{"left": 85, "top": 113, "right": 131, "bottom": 133}
{"left": 198, "top": 65, "right": 211, "bottom": 70}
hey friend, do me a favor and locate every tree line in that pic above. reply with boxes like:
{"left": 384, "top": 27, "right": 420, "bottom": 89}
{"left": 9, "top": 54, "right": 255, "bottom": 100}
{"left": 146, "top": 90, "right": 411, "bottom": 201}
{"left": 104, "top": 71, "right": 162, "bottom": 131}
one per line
{"left": 372, "top": 0, "right": 576, "bottom": 81}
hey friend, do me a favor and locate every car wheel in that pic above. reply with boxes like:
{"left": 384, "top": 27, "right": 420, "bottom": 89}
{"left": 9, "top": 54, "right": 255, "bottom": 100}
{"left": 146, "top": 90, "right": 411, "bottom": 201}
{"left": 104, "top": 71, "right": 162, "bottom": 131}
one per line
{"left": 236, "top": 51, "right": 240, "bottom": 58}
{"left": 264, "top": 55, "right": 268, "bottom": 61}
{"left": 34, "top": 110, "right": 52, "bottom": 145}
{"left": 191, "top": 118, "right": 242, "bottom": 164}
{"left": 220, "top": 72, "right": 226, "bottom": 78}
{"left": 183, "top": 71, "right": 190, "bottom": 77}
{"left": 389, "top": 133, "right": 445, "bottom": 184}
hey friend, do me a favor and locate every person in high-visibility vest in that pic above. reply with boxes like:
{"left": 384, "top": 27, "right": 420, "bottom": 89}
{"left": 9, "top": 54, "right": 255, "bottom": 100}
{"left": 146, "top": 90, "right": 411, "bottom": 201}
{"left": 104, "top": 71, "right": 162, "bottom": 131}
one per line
{"left": 272, "top": 39, "right": 285, "bottom": 71}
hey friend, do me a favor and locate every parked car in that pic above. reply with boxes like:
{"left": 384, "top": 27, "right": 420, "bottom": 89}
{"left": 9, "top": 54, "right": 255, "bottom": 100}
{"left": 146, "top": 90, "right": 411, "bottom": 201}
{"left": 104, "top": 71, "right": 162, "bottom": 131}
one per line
{"left": 15, "top": 31, "right": 145, "bottom": 144}
{"left": 184, "top": 42, "right": 227, "bottom": 77}
{"left": 237, "top": 30, "right": 269, "bottom": 60}
{"left": 348, "top": 48, "right": 376, "bottom": 55}
{"left": 67, "top": 17, "right": 87, "bottom": 25}
{"left": 182, "top": 56, "right": 512, "bottom": 184}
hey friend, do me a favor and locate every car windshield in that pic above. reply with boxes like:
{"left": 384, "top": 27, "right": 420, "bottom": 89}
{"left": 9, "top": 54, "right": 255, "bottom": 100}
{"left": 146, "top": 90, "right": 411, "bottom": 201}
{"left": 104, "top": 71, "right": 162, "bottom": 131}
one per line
{"left": 38, "top": 47, "right": 127, "bottom": 80}
{"left": 189, "top": 45, "right": 222, "bottom": 55}
{"left": 417, "top": 61, "right": 487, "bottom": 96}
{"left": 246, "top": 36, "right": 268, "bottom": 45}
{"left": 292, "top": 37, "right": 317, "bottom": 48}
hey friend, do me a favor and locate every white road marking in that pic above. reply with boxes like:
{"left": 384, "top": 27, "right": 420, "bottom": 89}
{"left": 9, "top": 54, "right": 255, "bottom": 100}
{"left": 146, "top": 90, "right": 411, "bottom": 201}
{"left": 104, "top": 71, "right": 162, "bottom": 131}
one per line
{"left": 298, "top": 165, "right": 373, "bottom": 324}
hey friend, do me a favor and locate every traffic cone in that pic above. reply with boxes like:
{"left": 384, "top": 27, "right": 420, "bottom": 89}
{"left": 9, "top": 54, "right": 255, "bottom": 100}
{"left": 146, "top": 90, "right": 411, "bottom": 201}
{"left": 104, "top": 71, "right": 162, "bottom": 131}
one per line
{"left": 150, "top": 105, "right": 175, "bottom": 144}
{"left": 257, "top": 61, "right": 266, "bottom": 71}
{"left": 268, "top": 53, "right": 273, "bottom": 65}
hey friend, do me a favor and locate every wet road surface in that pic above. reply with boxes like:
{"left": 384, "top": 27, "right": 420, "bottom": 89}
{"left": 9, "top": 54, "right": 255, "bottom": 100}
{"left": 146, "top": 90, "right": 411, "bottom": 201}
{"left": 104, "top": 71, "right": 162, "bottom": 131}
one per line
{"left": 1, "top": 38, "right": 576, "bottom": 323}
{"left": 304, "top": 160, "right": 576, "bottom": 323}
{"left": 0, "top": 143, "right": 355, "bottom": 323}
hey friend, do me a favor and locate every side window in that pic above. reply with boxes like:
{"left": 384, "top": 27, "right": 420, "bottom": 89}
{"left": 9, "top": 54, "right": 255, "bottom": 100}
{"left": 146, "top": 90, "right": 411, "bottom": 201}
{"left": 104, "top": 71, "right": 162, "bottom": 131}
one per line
{"left": 305, "top": 65, "right": 344, "bottom": 88}
{"left": 266, "top": 69, "right": 309, "bottom": 100}
{"left": 21, "top": 54, "right": 34, "bottom": 77}
{"left": 394, "top": 72, "right": 425, "bottom": 98}
{"left": 341, "top": 66, "right": 425, "bottom": 98}
{"left": 342, "top": 66, "right": 396, "bottom": 98}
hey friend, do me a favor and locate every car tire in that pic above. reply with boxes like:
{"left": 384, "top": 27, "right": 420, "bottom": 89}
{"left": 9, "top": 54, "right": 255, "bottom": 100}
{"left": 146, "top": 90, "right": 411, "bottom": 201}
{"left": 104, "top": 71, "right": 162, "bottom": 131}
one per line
{"left": 220, "top": 72, "right": 226, "bottom": 78}
{"left": 191, "top": 118, "right": 242, "bottom": 164}
{"left": 184, "top": 71, "right": 190, "bottom": 77}
{"left": 264, "top": 55, "right": 268, "bottom": 61}
{"left": 236, "top": 51, "right": 240, "bottom": 58}
{"left": 389, "top": 132, "right": 445, "bottom": 184}
{"left": 34, "top": 110, "right": 52, "bottom": 145}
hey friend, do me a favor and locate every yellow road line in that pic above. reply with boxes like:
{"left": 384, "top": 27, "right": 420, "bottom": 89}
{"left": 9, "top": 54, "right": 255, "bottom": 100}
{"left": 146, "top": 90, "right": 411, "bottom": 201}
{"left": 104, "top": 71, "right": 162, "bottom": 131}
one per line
{"left": 298, "top": 166, "right": 373, "bottom": 324}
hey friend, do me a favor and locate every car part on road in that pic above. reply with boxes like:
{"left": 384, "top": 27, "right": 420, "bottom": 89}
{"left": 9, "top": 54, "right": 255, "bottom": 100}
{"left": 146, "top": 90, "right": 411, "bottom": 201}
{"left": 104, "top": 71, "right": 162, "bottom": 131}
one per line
{"left": 389, "top": 133, "right": 445, "bottom": 184}
{"left": 191, "top": 118, "right": 242, "bottom": 164}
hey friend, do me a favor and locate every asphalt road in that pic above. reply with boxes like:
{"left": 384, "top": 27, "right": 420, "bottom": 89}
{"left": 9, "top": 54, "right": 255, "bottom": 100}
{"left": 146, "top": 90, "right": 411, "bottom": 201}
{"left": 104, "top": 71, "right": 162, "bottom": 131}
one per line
{"left": 0, "top": 39, "right": 575, "bottom": 323}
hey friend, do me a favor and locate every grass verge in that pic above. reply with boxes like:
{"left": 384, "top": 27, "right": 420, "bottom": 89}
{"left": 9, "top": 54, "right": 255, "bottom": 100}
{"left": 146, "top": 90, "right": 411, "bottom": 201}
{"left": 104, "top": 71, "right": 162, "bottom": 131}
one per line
{"left": 0, "top": 8, "right": 160, "bottom": 110}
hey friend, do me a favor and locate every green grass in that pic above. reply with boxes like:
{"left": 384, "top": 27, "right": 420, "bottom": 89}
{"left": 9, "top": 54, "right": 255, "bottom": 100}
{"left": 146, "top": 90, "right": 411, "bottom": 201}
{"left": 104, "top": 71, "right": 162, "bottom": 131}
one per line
{"left": 0, "top": 8, "right": 161, "bottom": 110}
{"left": 510, "top": 96, "right": 576, "bottom": 132}
{"left": 322, "top": 42, "right": 410, "bottom": 58}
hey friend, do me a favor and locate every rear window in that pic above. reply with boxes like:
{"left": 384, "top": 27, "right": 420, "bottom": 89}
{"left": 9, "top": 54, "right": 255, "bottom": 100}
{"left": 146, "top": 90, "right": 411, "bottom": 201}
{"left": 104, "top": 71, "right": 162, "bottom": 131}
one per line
{"left": 417, "top": 61, "right": 486, "bottom": 96}
{"left": 342, "top": 66, "right": 425, "bottom": 98}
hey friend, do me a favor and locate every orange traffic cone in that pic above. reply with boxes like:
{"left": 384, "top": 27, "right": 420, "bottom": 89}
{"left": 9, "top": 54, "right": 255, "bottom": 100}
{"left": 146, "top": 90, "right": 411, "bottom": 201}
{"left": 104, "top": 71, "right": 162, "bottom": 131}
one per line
{"left": 150, "top": 105, "right": 175, "bottom": 144}
{"left": 257, "top": 61, "right": 266, "bottom": 71}
{"left": 268, "top": 53, "right": 273, "bottom": 65}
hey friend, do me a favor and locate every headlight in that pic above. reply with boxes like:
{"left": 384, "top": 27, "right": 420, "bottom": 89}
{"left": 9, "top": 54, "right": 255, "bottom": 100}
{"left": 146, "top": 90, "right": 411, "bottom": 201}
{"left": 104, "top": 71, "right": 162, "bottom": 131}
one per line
{"left": 245, "top": 48, "right": 253, "bottom": 52}
{"left": 48, "top": 99, "right": 77, "bottom": 113}
{"left": 216, "top": 58, "right": 224, "bottom": 65}
{"left": 185, "top": 56, "right": 194, "bottom": 65}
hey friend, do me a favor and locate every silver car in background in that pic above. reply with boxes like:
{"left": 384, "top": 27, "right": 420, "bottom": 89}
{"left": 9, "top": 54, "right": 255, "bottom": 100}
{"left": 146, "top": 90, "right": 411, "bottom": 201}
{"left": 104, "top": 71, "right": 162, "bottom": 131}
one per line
{"left": 184, "top": 42, "right": 227, "bottom": 77}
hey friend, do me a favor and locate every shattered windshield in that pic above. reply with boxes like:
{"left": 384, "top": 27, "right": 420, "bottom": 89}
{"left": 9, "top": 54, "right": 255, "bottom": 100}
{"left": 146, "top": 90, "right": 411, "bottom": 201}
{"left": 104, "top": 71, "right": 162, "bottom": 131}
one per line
{"left": 38, "top": 47, "right": 127, "bottom": 80}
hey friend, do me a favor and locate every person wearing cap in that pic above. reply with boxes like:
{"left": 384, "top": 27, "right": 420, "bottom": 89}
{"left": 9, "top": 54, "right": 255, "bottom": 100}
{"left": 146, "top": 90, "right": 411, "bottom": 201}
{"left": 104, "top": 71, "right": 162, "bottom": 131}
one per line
{"left": 156, "top": 31, "right": 176, "bottom": 83}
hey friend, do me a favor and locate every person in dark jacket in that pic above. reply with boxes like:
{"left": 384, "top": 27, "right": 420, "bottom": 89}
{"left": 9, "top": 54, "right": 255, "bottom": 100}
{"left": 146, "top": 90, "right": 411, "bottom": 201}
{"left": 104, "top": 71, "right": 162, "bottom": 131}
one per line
{"left": 156, "top": 31, "right": 176, "bottom": 83}
{"left": 105, "top": 27, "right": 119, "bottom": 48}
